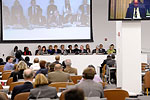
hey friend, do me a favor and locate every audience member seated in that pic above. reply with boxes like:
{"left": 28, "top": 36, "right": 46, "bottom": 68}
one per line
{"left": 4, "top": 56, "right": 14, "bottom": 71}
{"left": 74, "top": 44, "right": 80, "bottom": 55}
{"left": 0, "top": 58, "right": 5, "bottom": 65}
{"left": 65, "top": 88, "right": 85, "bottom": 100}
{"left": 107, "top": 44, "right": 116, "bottom": 55}
{"left": 53, "top": 55, "right": 61, "bottom": 65}
{"left": 23, "top": 47, "right": 32, "bottom": 55}
{"left": 85, "top": 44, "right": 91, "bottom": 54}
{"left": 45, "top": 62, "right": 51, "bottom": 72}
{"left": 67, "top": 45, "right": 74, "bottom": 54}
{"left": 35, "top": 60, "right": 48, "bottom": 76}
{"left": 13, "top": 50, "right": 24, "bottom": 64}
{"left": 25, "top": 56, "right": 32, "bottom": 67}
{"left": 48, "top": 64, "right": 72, "bottom": 83}
{"left": 9, "top": 64, "right": 18, "bottom": 82}
{"left": 100, "top": 55, "right": 112, "bottom": 77}
{"left": 75, "top": 67, "right": 104, "bottom": 98}
{"left": 52, "top": 45, "right": 61, "bottom": 55}
{"left": 35, "top": 45, "right": 42, "bottom": 55}
{"left": 30, "top": 58, "right": 40, "bottom": 71}
{"left": 49, "top": 63, "right": 56, "bottom": 72}
{"left": 99, "top": 44, "right": 106, "bottom": 54}
{"left": 47, "top": 45, "right": 53, "bottom": 55}
{"left": 79, "top": 65, "right": 102, "bottom": 84}
{"left": 10, "top": 61, "right": 28, "bottom": 82}
{"left": 64, "top": 59, "right": 77, "bottom": 75}
{"left": 92, "top": 45, "right": 100, "bottom": 54}
{"left": 11, "top": 69, "right": 34, "bottom": 100}
{"left": 79, "top": 45, "right": 87, "bottom": 54}
{"left": 29, "top": 74, "right": 58, "bottom": 99}
{"left": 41, "top": 46, "right": 48, "bottom": 55}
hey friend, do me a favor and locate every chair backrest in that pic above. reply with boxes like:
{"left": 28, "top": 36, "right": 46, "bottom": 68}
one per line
{"left": 141, "top": 63, "right": 148, "bottom": 71}
{"left": 104, "top": 89, "right": 129, "bottom": 100}
{"left": 6, "top": 77, "right": 13, "bottom": 86}
{"left": 2, "top": 70, "right": 12, "bottom": 74}
{"left": 70, "top": 75, "right": 82, "bottom": 84}
{"left": 143, "top": 71, "right": 150, "bottom": 88}
{"left": 14, "top": 92, "right": 30, "bottom": 100}
{"left": 0, "top": 65, "right": 4, "bottom": 72}
{"left": 0, "top": 84, "right": 3, "bottom": 90}
{"left": 59, "top": 90, "right": 68, "bottom": 100}
{"left": 0, "top": 92, "right": 8, "bottom": 100}
{"left": 2, "top": 72, "right": 11, "bottom": 80}
{"left": 9, "top": 81, "right": 25, "bottom": 92}
{"left": 102, "top": 64, "right": 107, "bottom": 82}
{"left": 48, "top": 82, "right": 74, "bottom": 92}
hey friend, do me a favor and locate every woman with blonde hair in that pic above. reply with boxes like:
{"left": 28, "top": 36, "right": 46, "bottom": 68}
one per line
{"left": 29, "top": 74, "right": 58, "bottom": 99}
{"left": 10, "top": 61, "right": 28, "bottom": 82}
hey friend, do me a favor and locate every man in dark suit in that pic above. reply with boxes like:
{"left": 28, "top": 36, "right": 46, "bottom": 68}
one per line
{"left": 99, "top": 44, "right": 106, "bottom": 54}
{"left": 126, "top": 0, "right": 146, "bottom": 19}
{"left": 11, "top": 69, "right": 34, "bottom": 100}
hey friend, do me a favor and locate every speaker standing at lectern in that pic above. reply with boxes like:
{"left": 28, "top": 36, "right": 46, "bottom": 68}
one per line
{"left": 126, "top": 0, "right": 146, "bottom": 19}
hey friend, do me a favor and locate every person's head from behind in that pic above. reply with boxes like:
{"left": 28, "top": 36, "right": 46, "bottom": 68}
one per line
{"left": 34, "top": 74, "right": 49, "bottom": 87}
{"left": 82, "top": 67, "right": 95, "bottom": 80}
{"left": 65, "top": 88, "right": 85, "bottom": 100}
{"left": 33, "top": 58, "right": 39, "bottom": 63}
{"left": 88, "top": 65, "right": 96, "bottom": 73}
{"left": 23, "top": 69, "right": 34, "bottom": 81}
{"left": 55, "top": 55, "right": 60, "bottom": 61}
{"left": 49, "top": 63, "right": 56, "bottom": 72}
{"left": 25, "top": 56, "right": 30, "bottom": 62}
{"left": 17, "top": 61, "right": 28, "bottom": 71}
{"left": 111, "top": 54, "right": 115, "bottom": 60}
{"left": 15, "top": 50, "right": 22, "bottom": 59}
{"left": 65, "top": 59, "right": 72, "bottom": 67}
{"left": 39, "top": 60, "right": 46, "bottom": 69}
{"left": 6, "top": 56, "right": 13, "bottom": 63}
{"left": 54, "top": 64, "right": 62, "bottom": 71}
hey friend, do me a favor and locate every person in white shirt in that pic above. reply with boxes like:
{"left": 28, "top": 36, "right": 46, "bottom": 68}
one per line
{"left": 30, "top": 58, "right": 40, "bottom": 71}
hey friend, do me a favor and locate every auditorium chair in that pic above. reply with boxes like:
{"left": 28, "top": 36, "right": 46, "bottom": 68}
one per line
{"left": 143, "top": 71, "right": 150, "bottom": 96}
{"left": 70, "top": 75, "right": 82, "bottom": 84}
{"left": 141, "top": 63, "right": 148, "bottom": 71}
{"left": 0, "top": 65, "right": 4, "bottom": 72}
{"left": 14, "top": 92, "right": 30, "bottom": 100}
{"left": 2, "top": 72, "right": 11, "bottom": 80}
{"left": 9, "top": 82, "right": 25, "bottom": 93}
{"left": 2, "top": 70, "right": 12, "bottom": 74}
{"left": 104, "top": 89, "right": 129, "bottom": 100}
{"left": 6, "top": 77, "right": 13, "bottom": 86}
{"left": 0, "top": 92, "right": 8, "bottom": 99}
{"left": 48, "top": 82, "right": 74, "bottom": 92}
{"left": 102, "top": 64, "right": 107, "bottom": 82}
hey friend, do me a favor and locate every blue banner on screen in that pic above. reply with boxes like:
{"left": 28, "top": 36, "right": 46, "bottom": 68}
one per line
{"left": 2, "top": 0, "right": 92, "bottom": 41}
{"left": 109, "top": 0, "right": 150, "bottom": 20}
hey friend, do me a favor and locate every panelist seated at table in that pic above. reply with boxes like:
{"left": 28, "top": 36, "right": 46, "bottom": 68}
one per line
{"left": 60, "top": 45, "right": 68, "bottom": 55}
{"left": 67, "top": 45, "right": 74, "bottom": 54}
{"left": 23, "top": 47, "right": 32, "bottom": 55}
{"left": 92, "top": 45, "right": 100, "bottom": 54}
{"left": 126, "top": 0, "right": 146, "bottom": 19}
{"left": 35, "top": 45, "right": 42, "bottom": 55}
{"left": 73, "top": 44, "right": 80, "bottom": 55}
{"left": 99, "top": 44, "right": 106, "bottom": 54}
{"left": 52, "top": 45, "right": 61, "bottom": 55}
{"left": 41, "top": 46, "right": 48, "bottom": 55}
{"left": 79, "top": 45, "right": 87, "bottom": 54}
{"left": 47, "top": 45, "right": 53, "bottom": 55}
{"left": 85, "top": 44, "right": 91, "bottom": 54}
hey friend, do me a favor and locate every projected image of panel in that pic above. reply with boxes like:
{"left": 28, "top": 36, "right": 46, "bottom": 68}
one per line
{"left": 109, "top": 0, "right": 150, "bottom": 20}
{"left": 2, "top": 0, "right": 92, "bottom": 41}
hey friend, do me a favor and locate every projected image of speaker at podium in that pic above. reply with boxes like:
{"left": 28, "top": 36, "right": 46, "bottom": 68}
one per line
{"left": 2, "top": 4, "right": 10, "bottom": 29}
{"left": 125, "top": 0, "right": 146, "bottom": 19}
{"left": 11, "top": 0, "right": 28, "bottom": 29}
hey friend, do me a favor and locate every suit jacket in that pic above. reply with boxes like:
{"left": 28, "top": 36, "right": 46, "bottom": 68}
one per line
{"left": 11, "top": 81, "right": 33, "bottom": 100}
{"left": 76, "top": 80, "right": 104, "bottom": 98}
{"left": 64, "top": 67, "right": 78, "bottom": 75}
{"left": 99, "top": 48, "right": 106, "bottom": 54}
{"left": 79, "top": 49, "right": 87, "bottom": 54}
{"left": 126, "top": 2, "right": 146, "bottom": 19}
{"left": 48, "top": 71, "right": 72, "bottom": 83}
{"left": 52, "top": 49, "right": 61, "bottom": 55}
{"left": 29, "top": 85, "right": 58, "bottom": 99}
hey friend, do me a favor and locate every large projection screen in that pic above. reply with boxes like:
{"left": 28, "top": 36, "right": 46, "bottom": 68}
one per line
{"left": 1, "top": 0, "right": 93, "bottom": 42}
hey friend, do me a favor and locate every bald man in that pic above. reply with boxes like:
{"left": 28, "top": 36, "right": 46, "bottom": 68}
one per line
{"left": 11, "top": 69, "right": 34, "bottom": 100}
{"left": 48, "top": 64, "right": 72, "bottom": 83}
